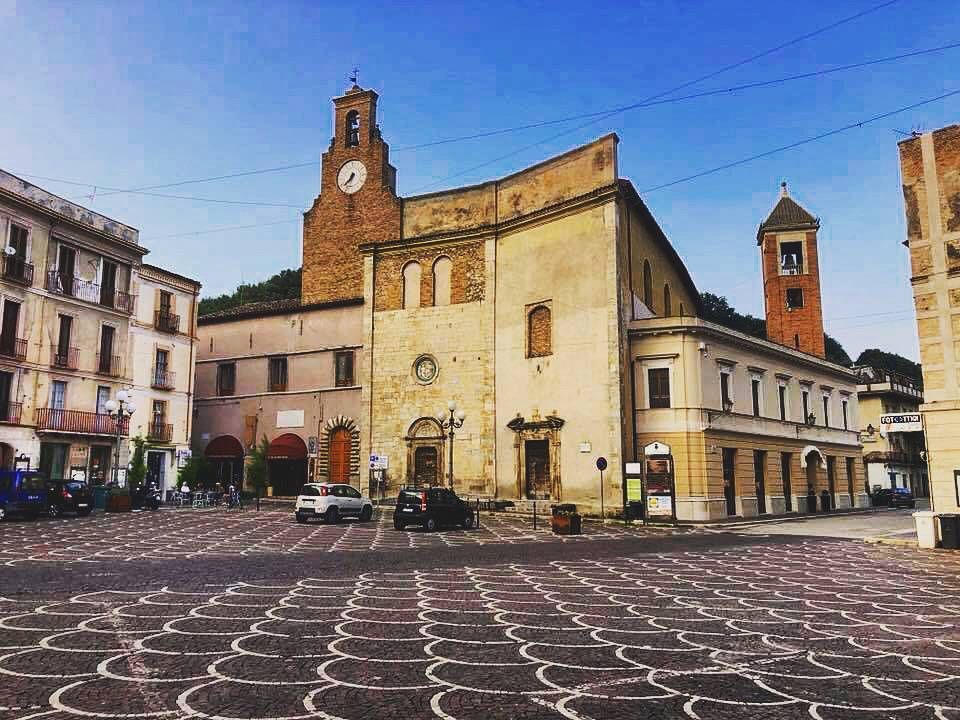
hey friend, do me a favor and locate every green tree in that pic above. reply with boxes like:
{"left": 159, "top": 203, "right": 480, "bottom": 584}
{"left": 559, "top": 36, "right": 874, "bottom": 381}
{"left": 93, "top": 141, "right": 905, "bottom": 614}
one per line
{"left": 246, "top": 435, "right": 270, "bottom": 492}
{"left": 127, "top": 435, "right": 147, "bottom": 490}
{"left": 177, "top": 455, "right": 211, "bottom": 490}
{"left": 855, "top": 348, "right": 922, "bottom": 382}
{"left": 199, "top": 267, "right": 302, "bottom": 316}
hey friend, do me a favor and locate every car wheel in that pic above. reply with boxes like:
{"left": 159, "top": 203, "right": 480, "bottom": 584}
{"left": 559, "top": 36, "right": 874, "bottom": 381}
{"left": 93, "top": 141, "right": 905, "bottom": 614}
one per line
{"left": 295, "top": 513, "right": 307, "bottom": 524}
{"left": 425, "top": 516, "right": 438, "bottom": 532}
{"left": 326, "top": 506, "right": 339, "bottom": 524}
{"left": 359, "top": 505, "right": 373, "bottom": 522}
{"left": 462, "top": 513, "right": 474, "bottom": 530}
{"left": 0, "top": 505, "right": 5, "bottom": 521}
{"left": 393, "top": 518, "right": 406, "bottom": 531}
{"left": 47, "top": 504, "right": 60, "bottom": 519}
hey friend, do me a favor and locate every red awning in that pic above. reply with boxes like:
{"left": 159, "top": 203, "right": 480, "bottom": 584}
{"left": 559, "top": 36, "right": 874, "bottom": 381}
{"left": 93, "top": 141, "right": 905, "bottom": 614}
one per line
{"left": 267, "top": 433, "right": 307, "bottom": 459}
{"left": 205, "top": 435, "right": 244, "bottom": 458}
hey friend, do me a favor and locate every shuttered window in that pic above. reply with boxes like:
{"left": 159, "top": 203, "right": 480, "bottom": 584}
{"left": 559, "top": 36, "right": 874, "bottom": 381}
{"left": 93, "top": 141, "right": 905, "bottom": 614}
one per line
{"left": 648, "top": 368, "right": 671, "bottom": 408}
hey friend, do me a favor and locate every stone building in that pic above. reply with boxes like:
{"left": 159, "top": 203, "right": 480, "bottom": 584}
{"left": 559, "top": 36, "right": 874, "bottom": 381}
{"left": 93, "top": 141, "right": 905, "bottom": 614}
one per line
{"left": 854, "top": 365, "right": 927, "bottom": 496}
{"left": 899, "top": 123, "right": 960, "bottom": 513}
{"left": 194, "top": 83, "right": 862, "bottom": 518}
{"left": 0, "top": 169, "right": 199, "bottom": 489}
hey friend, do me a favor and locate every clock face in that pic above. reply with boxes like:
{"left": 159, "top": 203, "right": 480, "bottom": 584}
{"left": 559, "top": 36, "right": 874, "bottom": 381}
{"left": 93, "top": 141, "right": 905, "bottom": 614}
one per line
{"left": 414, "top": 355, "right": 438, "bottom": 384}
{"left": 337, "top": 160, "right": 367, "bottom": 194}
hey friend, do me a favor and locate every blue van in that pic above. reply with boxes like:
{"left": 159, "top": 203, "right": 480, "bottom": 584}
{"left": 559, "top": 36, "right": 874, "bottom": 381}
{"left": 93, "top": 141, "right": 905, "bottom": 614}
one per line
{"left": 0, "top": 470, "right": 48, "bottom": 520}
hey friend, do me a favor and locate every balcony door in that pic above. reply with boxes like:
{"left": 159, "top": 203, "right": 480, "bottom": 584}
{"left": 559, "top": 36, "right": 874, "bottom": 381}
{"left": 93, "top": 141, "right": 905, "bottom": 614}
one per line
{"left": 0, "top": 371, "right": 12, "bottom": 419}
{"left": 56, "top": 315, "right": 72, "bottom": 364}
{"left": 99, "top": 260, "right": 117, "bottom": 307}
{"left": 50, "top": 380, "right": 66, "bottom": 410}
{"left": 57, "top": 245, "right": 76, "bottom": 295}
{"left": 155, "top": 349, "right": 169, "bottom": 386}
{"left": 0, "top": 300, "right": 20, "bottom": 356}
{"left": 98, "top": 325, "right": 115, "bottom": 374}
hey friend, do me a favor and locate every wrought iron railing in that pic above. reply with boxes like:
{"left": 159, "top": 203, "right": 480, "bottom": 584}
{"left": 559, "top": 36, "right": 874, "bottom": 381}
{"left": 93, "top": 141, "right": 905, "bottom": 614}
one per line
{"left": 154, "top": 310, "right": 180, "bottom": 333}
{"left": 148, "top": 422, "right": 173, "bottom": 442}
{"left": 151, "top": 367, "right": 175, "bottom": 390}
{"left": 51, "top": 346, "right": 80, "bottom": 370}
{"left": 0, "top": 336, "right": 27, "bottom": 361}
{"left": 2, "top": 257, "right": 34, "bottom": 286}
{"left": 35, "top": 408, "right": 128, "bottom": 435}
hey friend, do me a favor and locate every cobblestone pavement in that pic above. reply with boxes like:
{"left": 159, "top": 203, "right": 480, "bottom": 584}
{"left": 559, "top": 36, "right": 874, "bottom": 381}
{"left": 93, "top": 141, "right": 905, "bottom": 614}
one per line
{"left": 0, "top": 509, "right": 682, "bottom": 566}
{"left": 3, "top": 531, "right": 960, "bottom": 720}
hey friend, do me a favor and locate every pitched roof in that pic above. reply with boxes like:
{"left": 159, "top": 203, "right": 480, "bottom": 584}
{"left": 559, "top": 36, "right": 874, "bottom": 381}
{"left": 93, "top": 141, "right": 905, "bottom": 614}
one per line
{"left": 198, "top": 296, "right": 363, "bottom": 325}
{"left": 756, "top": 184, "right": 819, "bottom": 243}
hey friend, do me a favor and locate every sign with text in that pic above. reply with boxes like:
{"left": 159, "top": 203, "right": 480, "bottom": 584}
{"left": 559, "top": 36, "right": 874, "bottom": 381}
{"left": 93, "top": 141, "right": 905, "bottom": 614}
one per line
{"left": 880, "top": 413, "right": 923, "bottom": 433}
{"left": 369, "top": 453, "right": 388, "bottom": 470}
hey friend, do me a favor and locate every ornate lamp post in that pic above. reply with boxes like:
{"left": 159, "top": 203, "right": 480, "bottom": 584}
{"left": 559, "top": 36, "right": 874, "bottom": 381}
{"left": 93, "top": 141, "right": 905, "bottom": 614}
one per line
{"left": 436, "top": 400, "right": 466, "bottom": 489}
{"left": 104, "top": 390, "right": 136, "bottom": 488}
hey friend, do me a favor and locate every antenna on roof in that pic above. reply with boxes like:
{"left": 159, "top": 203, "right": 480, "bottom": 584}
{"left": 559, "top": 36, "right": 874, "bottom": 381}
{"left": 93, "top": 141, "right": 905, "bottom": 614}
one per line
{"left": 349, "top": 66, "right": 359, "bottom": 87}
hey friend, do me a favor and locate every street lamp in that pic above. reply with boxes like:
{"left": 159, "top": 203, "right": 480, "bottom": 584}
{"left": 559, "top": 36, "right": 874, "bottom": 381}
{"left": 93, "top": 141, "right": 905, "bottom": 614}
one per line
{"left": 105, "top": 390, "right": 136, "bottom": 488}
{"left": 436, "top": 400, "right": 466, "bottom": 489}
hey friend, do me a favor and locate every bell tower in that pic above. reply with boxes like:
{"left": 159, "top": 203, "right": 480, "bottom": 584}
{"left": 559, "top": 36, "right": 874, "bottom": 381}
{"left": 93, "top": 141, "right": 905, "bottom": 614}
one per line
{"left": 758, "top": 182, "right": 826, "bottom": 357}
{"left": 302, "top": 82, "right": 401, "bottom": 305}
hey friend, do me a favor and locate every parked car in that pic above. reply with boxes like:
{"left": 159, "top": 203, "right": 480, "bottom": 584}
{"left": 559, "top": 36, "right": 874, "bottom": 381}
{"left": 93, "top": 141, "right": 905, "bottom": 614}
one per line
{"left": 393, "top": 486, "right": 475, "bottom": 532}
{"left": 872, "top": 487, "right": 916, "bottom": 509}
{"left": 0, "top": 470, "right": 49, "bottom": 521}
{"left": 294, "top": 483, "right": 374, "bottom": 523}
{"left": 46, "top": 480, "right": 93, "bottom": 518}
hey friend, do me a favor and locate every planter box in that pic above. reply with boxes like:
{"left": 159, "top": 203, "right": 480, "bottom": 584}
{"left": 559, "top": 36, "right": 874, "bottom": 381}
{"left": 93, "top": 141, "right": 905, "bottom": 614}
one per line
{"left": 106, "top": 494, "right": 132, "bottom": 513}
{"left": 551, "top": 513, "right": 582, "bottom": 535}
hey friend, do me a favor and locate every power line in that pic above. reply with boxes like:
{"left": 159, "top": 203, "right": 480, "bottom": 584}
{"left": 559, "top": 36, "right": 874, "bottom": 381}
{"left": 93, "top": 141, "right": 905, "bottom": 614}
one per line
{"left": 641, "top": 89, "right": 960, "bottom": 193}
{"left": 140, "top": 218, "right": 300, "bottom": 242}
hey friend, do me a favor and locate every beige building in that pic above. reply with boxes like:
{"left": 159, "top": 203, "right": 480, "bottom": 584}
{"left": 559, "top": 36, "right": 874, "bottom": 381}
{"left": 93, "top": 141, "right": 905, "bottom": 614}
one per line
{"left": 854, "top": 366, "right": 927, "bottom": 496}
{"left": 0, "top": 169, "right": 200, "bottom": 489}
{"left": 193, "top": 299, "right": 362, "bottom": 496}
{"left": 0, "top": 169, "right": 142, "bottom": 482}
{"left": 127, "top": 264, "right": 201, "bottom": 494}
{"left": 194, "top": 83, "right": 862, "bottom": 519}
{"left": 899, "top": 123, "right": 960, "bottom": 513}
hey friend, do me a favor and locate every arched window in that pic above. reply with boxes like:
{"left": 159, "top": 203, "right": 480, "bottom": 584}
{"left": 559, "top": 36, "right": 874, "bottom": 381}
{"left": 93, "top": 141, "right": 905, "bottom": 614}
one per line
{"left": 643, "top": 260, "right": 653, "bottom": 311}
{"left": 345, "top": 110, "right": 360, "bottom": 147}
{"left": 402, "top": 262, "right": 422, "bottom": 309}
{"left": 432, "top": 256, "right": 452, "bottom": 306}
{"left": 527, "top": 304, "right": 552, "bottom": 357}
{"left": 663, "top": 284, "right": 672, "bottom": 316}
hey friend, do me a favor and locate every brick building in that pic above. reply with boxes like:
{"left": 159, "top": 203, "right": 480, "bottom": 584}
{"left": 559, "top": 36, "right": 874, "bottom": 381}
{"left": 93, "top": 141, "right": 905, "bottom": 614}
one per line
{"left": 194, "top": 83, "right": 862, "bottom": 518}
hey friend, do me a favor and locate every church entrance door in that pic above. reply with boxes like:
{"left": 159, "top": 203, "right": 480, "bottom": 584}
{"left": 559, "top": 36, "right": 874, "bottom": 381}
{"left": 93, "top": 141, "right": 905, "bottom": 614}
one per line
{"left": 329, "top": 429, "right": 351, "bottom": 485}
{"left": 525, "top": 440, "right": 550, "bottom": 499}
{"left": 414, "top": 446, "right": 439, "bottom": 486}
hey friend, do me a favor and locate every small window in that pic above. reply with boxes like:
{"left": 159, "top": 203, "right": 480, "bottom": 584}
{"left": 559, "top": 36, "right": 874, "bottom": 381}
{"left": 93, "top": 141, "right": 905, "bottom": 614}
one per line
{"left": 216, "top": 363, "right": 236, "bottom": 396}
{"left": 527, "top": 305, "right": 552, "bottom": 357}
{"left": 432, "top": 256, "right": 452, "bottom": 307}
{"left": 822, "top": 395, "right": 830, "bottom": 427}
{"left": 269, "top": 357, "right": 288, "bottom": 392}
{"left": 801, "top": 389, "right": 810, "bottom": 422}
{"left": 778, "top": 383, "right": 787, "bottom": 421}
{"left": 648, "top": 368, "right": 670, "bottom": 408}
{"left": 786, "top": 288, "right": 804, "bottom": 309}
{"left": 345, "top": 110, "right": 360, "bottom": 147}
{"left": 720, "top": 371, "right": 733, "bottom": 410}
{"left": 402, "top": 262, "right": 421, "bottom": 309}
{"left": 643, "top": 260, "right": 653, "bottom": 310}
{"left": 335, "top": 351, "right": 354, "bottom": 387}
{"left": 751, "top": 378, "right": 762, "bottom": 417}
{"left": 663, "top": 285, "right": 672, "bottom": 316}
{"left": 301, "top": 485, "right": 321, "bottom": 497}
{"left": 794, "top": 333, "right": 800, "bottom": 350}
{"left": 842, "top": 398, "right": 849, "bottom": 430}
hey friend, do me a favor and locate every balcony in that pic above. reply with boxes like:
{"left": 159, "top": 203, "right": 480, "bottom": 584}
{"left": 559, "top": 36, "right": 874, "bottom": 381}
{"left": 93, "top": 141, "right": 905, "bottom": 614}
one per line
{"left": 46, "top": 271, "right": 135, "bottom": 314}
{"left": 2, "top": 257, "right": 34, "bottom": 286}
{"left": 0, "top": 402, "right": 22, "bottom": 424}
{"left": 0, "top": 336, "right": 27, "bottom": 361}
{"left": 154, "top": 310, "right": 180, "bottom": 333}
{"left": 148, "top": 422, "right": 173, "bottom": 443}
{"left": 268, "top": 379, "right": 287, "bottom": 392}
{"left": 151, "top": 367, "right": 176, "bottom": 390}
{"left": 35, "top": 408, "right": 128, "bottom": 435}
{"left": 96, "top": 353, "right": 124, "bottom": 378}
{"left": 51, "top": 346, "right": 80, "bottom": 370}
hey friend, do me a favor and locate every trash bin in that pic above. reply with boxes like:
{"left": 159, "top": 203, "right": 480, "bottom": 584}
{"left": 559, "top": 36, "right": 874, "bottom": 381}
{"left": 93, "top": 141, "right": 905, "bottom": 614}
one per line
{"left": 93, "top": 485, "right": 110, "bottom": 510}
{"left": 806, "top": 490, "right": 817, "bottom": 513}
{"left": 939, "top": 514, "right": 960, "bottom": 550}
{"left": 820, "top": 490, "right": 831, "bottom": 512}
{"left": 627, "top": 500, "right": 644, "bottom": 521}
{"left": 551, "top": 504, "right": 581, "bottom": 535}
{"left": 914, "top": 511, "right": 938, "bottom": 549}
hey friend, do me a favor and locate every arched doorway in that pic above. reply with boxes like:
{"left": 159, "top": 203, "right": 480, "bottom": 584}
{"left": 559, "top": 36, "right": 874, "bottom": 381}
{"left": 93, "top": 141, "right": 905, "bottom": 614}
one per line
{"left": 329, "top": 429, "right": 351, "bottom": 484}
{"left": 267, "top": 433, "right": 308, "bottom": 496}
{"left": 406, "top": 418, "right": 444, "bottom": 487}
{"left": 802, "top": 446, "right": 825, "bottom": 513}
{"left": 205, "top": 435, "right": 244, "bottom": 489}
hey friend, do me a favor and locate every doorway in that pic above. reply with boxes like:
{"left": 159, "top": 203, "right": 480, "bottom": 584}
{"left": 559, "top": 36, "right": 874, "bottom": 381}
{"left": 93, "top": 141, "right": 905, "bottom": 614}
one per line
{"left": 781, "top": 453, "right": 793, "bottom": 512}
{"left": 753, "top": 450, "right": 767, "bottom": 514}
{"left": 525, "top": 439, "right": 550, "bottom": 499}
{"left": 722, "top": 448, "right": 736, "bottom": 515}
{"left": 414, "top": 446, "right": 439, "bottom": 486}
{"left": 329, "top": 428, "right": 351, "bottom": 485}
{"left": 89, "top": 446, "right": 111, "bottom": 485}
{"left": 146, "top": 451, "right": 166, "bottom": 490}
{"left": 826, "top": 456, "right": 836, "bottom": 510}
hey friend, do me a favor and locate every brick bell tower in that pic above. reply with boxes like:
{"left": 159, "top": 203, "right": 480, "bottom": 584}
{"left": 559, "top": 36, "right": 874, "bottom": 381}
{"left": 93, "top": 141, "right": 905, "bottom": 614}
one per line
{"left": 758, "top": 182, "right": 825, "bottom": 357}
{"left": 301, "top": 83, "right": 401, "bottom": 305}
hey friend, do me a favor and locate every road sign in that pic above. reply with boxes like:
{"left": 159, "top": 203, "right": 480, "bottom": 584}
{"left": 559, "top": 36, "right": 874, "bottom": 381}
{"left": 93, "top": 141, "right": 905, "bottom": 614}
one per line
{"left": 879, "top": 413, "right": 922, "bottom": 433}
{"left": 596, "top": 457, "right": 608, "bottom": 471}
{"left": 369, "top": 453, "right": 388, "bottom": 470}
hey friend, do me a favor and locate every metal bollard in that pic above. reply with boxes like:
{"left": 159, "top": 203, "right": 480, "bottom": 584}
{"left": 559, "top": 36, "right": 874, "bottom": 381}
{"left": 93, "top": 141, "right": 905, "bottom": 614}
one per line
{"left": 256, "top": 491, "right": 260, "bottom": 512}
{"left": 533, "top": 497, "right": 537, "bottom": 531}
{"left": 475, "top": 498, "right": 481, "bottom": 529}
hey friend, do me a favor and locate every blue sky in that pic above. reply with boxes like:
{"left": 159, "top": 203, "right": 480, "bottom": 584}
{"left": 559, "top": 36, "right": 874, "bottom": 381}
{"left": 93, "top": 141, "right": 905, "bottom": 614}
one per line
{"left": 2, "top": 0, "right": 958, "bottom": 361}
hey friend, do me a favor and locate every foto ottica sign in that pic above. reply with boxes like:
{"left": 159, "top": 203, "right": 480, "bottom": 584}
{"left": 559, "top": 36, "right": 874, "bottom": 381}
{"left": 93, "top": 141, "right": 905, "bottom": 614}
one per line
{"left": 879, "top": 413, "right": 923, "bottom": 433}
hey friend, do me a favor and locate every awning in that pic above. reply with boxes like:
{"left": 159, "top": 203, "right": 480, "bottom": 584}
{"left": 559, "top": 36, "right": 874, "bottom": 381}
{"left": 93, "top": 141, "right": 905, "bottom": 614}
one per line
{"left": 205, "top": 435, "right": 244, "bottom": 458}
{"left": 267, "top": 433, "right": 307, "bottom": 459}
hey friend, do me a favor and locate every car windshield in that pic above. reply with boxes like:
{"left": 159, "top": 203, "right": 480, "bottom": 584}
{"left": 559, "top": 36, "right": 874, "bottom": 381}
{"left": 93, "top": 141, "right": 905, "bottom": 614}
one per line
{"left": 66, "top": 482, "right": 87, "bottom": 492}
{"left": 21, "top": 474, "right": 46, "bottom": 492}
{"left": 300, "top": 486, "right": 321, "bottom": 497}
{"left": 399, "top": 490, "right": 423, "bottom": 503}
{"left": 894, "top": 487, "right": 911, "bottom": 494}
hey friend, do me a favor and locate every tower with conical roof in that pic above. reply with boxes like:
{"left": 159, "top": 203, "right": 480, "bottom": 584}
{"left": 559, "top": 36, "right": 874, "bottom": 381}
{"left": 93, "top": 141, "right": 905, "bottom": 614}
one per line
{"left": 758, "top": 182, "right": 825, "bottom": 357}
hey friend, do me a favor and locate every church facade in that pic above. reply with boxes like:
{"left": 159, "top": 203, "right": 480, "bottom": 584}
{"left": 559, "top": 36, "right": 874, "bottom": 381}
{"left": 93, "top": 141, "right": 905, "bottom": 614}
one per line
{"left": 193, "top": 83, "right": 863, "bottom": 519}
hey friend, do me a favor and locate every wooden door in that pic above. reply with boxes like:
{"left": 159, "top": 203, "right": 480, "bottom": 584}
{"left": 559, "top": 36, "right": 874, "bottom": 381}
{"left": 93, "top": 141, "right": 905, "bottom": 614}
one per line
{"left": 329, "top": 429, "right": 351, "bottom": 484}
{"left": 525, "top": 440, "right": 550, "bottom": 499}
{"left": 722, "top": 448, "right": 736, "bottom": 515}
{"left": 414, "top": 446, "right": 438, "bottom": 486}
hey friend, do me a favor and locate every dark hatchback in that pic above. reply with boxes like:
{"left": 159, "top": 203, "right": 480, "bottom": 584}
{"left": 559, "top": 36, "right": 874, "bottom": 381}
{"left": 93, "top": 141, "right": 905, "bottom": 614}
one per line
{"left": 393, "top": 487, "right": 475, "bottom": 532}
{"left": 872, "top": 487, "right": 916, "bottom": 509}
{"left": 46, "top": 480, "right": 93, "bottom": 518}
{"left": 0, "top": 470, "right": 48, "bottom": 520}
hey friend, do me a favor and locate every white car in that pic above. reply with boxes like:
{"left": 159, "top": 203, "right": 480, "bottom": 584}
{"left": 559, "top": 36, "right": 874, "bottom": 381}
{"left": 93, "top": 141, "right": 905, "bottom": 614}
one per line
{"left": 294, "top": 483, "right": 374, "bottom": 524}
